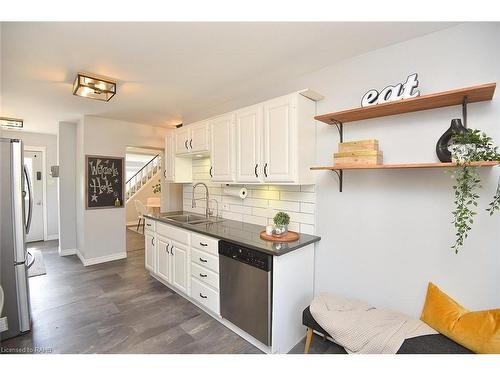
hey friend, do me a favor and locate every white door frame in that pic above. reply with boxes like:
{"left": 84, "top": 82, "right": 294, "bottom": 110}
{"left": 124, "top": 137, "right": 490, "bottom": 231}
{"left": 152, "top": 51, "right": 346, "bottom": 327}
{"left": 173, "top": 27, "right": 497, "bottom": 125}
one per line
{"left": 24, "top": 146, "right": 51, "bottom": 241}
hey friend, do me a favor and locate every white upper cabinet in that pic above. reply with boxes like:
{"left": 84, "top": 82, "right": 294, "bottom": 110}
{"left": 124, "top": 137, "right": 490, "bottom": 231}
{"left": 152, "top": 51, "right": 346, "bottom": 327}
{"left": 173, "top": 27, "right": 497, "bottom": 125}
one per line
{"left": 175, "top": 122, "right": 210, "bottom": 156}
{"left": 236, "top": 105, "right": 262, "bottom": 183}
{"left": 210, "top": 113, "right": 235, "bottom": 182}
{"left": 263, "top": 95, "right": 296, "bottom": 183}
{"left": 175, "top": 127, "right": 191, "bottom": 155}
{"left": 189, "top": 122, "right": 210, "bottom": 153}
{"left": 165, "top": 129, "right": 192, "bottom": 183}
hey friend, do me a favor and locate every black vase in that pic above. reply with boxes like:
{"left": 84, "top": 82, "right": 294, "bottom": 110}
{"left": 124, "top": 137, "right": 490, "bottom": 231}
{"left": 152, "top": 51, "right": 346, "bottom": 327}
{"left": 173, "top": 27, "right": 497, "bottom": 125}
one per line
{"left": 436, "top": 119, "right": 468, "bottom": 162}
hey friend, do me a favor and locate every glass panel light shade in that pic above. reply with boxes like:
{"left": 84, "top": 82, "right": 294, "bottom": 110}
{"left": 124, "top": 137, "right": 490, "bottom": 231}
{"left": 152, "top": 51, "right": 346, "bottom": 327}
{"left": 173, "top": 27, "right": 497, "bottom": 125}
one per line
{"left": 0, "top": 117, "right": 23, "bottom": 129}
{"left": 73, "top": 73, "right": 116, "bottom": 101}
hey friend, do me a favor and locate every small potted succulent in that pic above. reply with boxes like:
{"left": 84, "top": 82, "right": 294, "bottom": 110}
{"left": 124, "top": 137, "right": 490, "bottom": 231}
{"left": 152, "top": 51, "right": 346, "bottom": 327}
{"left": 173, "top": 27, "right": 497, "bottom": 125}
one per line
{"left": 273, "top": 211, "right": 290, "bottom": 237}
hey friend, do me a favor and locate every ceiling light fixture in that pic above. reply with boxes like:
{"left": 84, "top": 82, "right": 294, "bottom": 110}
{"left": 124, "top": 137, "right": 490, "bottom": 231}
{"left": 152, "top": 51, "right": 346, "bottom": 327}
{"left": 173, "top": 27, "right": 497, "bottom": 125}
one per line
{"left": 0, "top": 117, "right": 23, "bottom": 129}
{"left": 73, "top": 72, "right": 116, "bottom": 101}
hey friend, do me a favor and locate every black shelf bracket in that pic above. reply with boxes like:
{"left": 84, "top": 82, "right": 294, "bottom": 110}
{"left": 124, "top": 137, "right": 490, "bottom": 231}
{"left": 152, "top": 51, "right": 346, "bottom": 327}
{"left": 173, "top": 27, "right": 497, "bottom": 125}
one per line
{"left": 462, "top": 95, "right": 468, "bottom": 128}
{"left": 331, "top": 169, "right": 343, "bottom": 192}
{"left": 330, "top": 119, "right": 343, "bottom": 143}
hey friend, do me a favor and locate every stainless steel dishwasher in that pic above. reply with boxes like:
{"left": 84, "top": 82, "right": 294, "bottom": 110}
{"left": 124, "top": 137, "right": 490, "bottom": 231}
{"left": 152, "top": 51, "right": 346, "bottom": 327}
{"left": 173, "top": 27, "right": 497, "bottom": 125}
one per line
{"left": 219, "top": 240, "right": 272, "bottom": 346}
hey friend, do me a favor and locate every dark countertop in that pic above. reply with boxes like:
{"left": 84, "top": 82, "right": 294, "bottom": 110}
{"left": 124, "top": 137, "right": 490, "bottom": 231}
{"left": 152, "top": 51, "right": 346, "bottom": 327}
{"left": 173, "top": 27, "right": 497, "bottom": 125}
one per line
{"left": 144, "top": 211, "right": 321, "bottom": 256}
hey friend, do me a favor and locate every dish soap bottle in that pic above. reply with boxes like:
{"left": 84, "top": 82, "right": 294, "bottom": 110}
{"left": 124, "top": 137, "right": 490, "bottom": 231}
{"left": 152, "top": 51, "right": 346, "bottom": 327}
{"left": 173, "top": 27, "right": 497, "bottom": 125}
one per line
{"left": 114, "top": 198, "right": 121, "bottom": 207}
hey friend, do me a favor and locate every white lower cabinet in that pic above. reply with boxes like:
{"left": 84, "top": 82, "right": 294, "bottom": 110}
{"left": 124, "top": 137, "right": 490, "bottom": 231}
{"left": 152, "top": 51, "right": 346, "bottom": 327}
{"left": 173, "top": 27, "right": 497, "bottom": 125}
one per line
{"left": 171, "top": 241, "right": 188, "bottom": 294}
{"left": 145, "top": 223, "right": 220, "bottom": 316}
{"left": 145, "top": 230, "right": 156, "bottom": 273}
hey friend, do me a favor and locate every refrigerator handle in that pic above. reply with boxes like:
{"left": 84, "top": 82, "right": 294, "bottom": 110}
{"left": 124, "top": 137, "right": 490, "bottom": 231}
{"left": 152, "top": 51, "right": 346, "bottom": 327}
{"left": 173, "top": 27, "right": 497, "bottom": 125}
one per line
{"left": 24, "top": 165, "right": 33, "bottom": 234}
{"left": 26, "top": 251, "right": 35, "bottom": 269}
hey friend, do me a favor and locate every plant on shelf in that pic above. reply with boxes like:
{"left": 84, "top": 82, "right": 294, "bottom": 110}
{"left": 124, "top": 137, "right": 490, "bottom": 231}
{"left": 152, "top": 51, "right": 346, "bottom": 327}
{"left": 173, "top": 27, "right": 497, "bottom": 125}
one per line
{"left": 273, "top": 211, "right": 291, "bottom": 236}
{"left": 152, "top": 179, "right": 161, "bottom": 194}
{"left": 450, "top": 129, "right": 500, "bottom": 253}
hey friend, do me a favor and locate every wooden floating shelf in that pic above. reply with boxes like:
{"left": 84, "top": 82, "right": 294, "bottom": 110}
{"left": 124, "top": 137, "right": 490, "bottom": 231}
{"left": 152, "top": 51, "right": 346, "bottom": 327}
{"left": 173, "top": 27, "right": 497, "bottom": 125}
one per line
{"left": 315, "top": 83, "right": 496, "bottom": 125}
{"left": 311, "top": 161, "right": 500, "bottom": 171}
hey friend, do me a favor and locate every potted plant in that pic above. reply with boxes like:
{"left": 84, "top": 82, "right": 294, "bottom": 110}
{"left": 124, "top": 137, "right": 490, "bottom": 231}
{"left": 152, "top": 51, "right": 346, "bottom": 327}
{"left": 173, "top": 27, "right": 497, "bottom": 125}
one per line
{"left": 273, "top": 211, "right": 290, "bottom": 237}
{"left": 152, "top": 179, "right": 161, "bottom": 194}
{"left": 450, "top": 129, "right": 500, "bottom": 253}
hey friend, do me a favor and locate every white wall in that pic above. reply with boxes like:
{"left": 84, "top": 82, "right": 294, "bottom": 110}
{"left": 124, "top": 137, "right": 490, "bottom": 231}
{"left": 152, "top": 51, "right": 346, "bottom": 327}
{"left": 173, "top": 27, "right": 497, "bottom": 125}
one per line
{"left": 183, "top": 158, "right": 317, "bottom": 234}
{"left": 58, "top": 122, "right": 77, "bottom": 254}
{"left": 2, "top": 130, "right": 60, "bottom": 239}
{"left": 263, "top": 23, "right": 499, "bottom": 316}
{"left": 75, "top": 115, "right": 169, "bottom": 263}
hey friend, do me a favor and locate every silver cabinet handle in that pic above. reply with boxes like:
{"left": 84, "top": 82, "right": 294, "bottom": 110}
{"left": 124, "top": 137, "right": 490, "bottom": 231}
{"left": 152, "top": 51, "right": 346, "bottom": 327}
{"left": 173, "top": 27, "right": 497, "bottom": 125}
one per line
{"left": 200, "top": 242, "right": 208, "bottom": 247}
{"left": 170, "top": 246, "right": 174, "bottom": 255}
{"left": 151, "top": 238, "right": 154, "bottom": 246}
{"left": 189, "top": 139, "right": 193, "bottom": 149}
{"left": 199, "top": 273, "right": 207, "bottom": 278}
{"left": 199, "top": 257, "right": 207, "bottom": 263}
{"left": 166, "top": 244, "right": 169, "bottom": 253}
{"left": 199, "top": 293, "right": 207, "bottom": 299}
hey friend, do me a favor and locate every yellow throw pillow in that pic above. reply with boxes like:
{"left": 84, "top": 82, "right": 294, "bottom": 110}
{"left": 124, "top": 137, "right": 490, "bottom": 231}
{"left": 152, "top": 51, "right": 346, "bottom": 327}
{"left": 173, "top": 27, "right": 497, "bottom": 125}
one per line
{"left": 420, "top": 282, "right": 500, "bottom": 354}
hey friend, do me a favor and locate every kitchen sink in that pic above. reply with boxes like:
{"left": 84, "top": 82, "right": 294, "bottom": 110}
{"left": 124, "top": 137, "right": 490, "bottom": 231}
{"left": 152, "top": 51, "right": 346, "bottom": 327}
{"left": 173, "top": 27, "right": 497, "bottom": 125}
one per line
{"left": 161, "top": 213, "right": 224, "bottom": 225}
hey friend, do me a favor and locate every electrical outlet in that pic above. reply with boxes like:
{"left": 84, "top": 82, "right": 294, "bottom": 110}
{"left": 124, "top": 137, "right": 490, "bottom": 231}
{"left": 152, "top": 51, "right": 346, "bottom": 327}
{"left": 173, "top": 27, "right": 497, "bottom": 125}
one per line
{"left": 0, "top": 316, "right": 8, "bottom": 333}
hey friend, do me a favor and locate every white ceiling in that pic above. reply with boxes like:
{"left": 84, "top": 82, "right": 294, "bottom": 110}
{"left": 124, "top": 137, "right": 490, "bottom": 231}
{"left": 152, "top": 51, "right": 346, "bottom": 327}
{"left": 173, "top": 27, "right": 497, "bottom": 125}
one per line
{"left": 1, "top": 22, "right": 457, "bottom": 134}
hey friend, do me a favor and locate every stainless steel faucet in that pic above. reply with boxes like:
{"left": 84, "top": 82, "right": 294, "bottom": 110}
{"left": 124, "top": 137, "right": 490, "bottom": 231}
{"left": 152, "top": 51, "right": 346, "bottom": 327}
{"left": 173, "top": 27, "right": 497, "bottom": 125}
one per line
{"left": 192, "top": 182, "right": 211, "bottom": 218}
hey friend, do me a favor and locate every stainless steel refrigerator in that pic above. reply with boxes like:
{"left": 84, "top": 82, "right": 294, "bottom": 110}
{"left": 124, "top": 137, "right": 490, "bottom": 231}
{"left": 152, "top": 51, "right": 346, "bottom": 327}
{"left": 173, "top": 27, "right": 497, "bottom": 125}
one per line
{"left": 0, "top": 138, "right": 33, "bottom": 342}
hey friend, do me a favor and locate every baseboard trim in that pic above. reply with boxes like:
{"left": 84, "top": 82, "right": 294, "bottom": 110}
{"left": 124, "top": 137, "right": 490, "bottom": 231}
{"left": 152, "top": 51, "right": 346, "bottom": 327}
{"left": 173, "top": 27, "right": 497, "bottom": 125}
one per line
{"left": 45, "top": 234, "right": 59, "bottom": 241}
{"left": 59, "top": 247, "right": 77, "bottom": 256}
{"left": 76, "top": 250, "right": 127, "bottom": 267}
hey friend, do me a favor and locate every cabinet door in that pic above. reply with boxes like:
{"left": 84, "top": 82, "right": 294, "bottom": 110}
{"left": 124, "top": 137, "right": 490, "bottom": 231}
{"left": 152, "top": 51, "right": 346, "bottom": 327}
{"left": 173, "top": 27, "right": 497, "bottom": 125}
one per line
{"left": 171, "top": 241, "right": 188, "bottom": 294}
{"left": 263, "top": 95, "right": 296, "bottom": 182}
{"left": 236, "top": 105, "right": 262, "bottom": 183}
{"left": 210, "top": 114, "right": 235, "bottom": 182}
{"left": 164, "top": 131, "right": 175, "bottom": 182}
{"left": 190, "top": 122, "right": 210, "bottom": 153}
{"left": 175, "top": 127, "right": 191, "bottom": 155}
{"left": 157, "top": 236, "right": 171, "bottom": 283}
{"left": 145, "top": 231, "right": 156, "bottom": 273}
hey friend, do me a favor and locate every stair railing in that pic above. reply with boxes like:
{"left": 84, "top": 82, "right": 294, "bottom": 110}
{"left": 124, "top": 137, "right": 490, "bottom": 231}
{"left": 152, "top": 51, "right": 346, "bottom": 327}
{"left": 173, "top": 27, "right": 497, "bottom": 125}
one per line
{"left": 126, "top": 154, "right": 161, "bottom": 201}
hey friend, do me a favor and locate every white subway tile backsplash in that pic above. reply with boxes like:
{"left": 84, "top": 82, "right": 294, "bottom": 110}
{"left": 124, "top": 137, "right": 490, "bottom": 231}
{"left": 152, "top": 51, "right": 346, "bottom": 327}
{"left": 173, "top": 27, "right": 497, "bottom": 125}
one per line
{"left": 183, "top": 157, "right": 316, "bottom": 234}
{"left": 300, "top": 202, "right": 315, "bottom": 214}
{"left": 242, "top": 215, "right": 268, "bottom": 226}
{"left": 268, "top": 200, "right": 300, "bottom": 212}
{"left": 251, "top": 190, "right": 280, "bottom": 200}
{"left": 280, "top": 191, "right": 315, "bottom": 203}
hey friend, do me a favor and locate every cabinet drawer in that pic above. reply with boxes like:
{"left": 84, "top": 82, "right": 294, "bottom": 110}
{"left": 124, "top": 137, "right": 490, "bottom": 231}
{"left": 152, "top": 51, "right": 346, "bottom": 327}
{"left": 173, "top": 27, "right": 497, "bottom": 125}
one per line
{"left": 191, "top": 248, "right": 219, "bottom": 274}
{"left": 144, "top": 218, "right": 156, "bottom": 231}
{"left": 156, "top": 222, "right": 189, "bottom": 245}
{"left": 191, "top": 233, "right": 218, "bottom": 256}
{"left": 191, "top": 277, "right": 219, "bottom": 315}
{"left": 191, "top": 262, "right": 219, "bottom": 290}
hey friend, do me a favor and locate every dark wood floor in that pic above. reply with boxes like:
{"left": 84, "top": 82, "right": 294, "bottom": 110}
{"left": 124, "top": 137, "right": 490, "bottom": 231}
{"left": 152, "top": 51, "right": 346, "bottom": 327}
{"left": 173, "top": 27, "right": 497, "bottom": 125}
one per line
{"left": 1, "top": 237, "right": 261, "bottom": 354}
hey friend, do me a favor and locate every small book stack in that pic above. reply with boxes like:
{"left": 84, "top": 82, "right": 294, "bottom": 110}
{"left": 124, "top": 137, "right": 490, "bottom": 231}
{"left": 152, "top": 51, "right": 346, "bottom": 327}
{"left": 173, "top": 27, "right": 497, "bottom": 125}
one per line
{"left": 334, "top": 139, "right": 382, "bottom": 166}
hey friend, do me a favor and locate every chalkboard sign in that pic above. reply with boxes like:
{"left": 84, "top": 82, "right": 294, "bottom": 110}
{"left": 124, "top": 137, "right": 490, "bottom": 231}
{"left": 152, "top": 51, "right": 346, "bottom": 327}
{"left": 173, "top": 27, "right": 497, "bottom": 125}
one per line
{"left": 85, "top": 155, "right": 124, "bottom": 209}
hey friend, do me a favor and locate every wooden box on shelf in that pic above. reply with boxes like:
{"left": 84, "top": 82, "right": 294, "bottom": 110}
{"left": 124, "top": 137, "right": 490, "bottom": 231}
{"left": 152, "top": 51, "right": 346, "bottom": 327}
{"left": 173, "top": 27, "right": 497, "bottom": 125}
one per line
{"left": 334, "top": 150, "right": 383, "bottom": 166}
{"left": 338, "top": 139, "right": 379, "bottom": 153}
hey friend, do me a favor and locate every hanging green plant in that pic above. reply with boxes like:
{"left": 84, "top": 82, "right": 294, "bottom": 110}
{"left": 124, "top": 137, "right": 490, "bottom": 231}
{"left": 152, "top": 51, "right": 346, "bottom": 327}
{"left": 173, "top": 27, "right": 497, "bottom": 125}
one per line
{"left": 450, "top": 129, "right": 500, "bottom": 253}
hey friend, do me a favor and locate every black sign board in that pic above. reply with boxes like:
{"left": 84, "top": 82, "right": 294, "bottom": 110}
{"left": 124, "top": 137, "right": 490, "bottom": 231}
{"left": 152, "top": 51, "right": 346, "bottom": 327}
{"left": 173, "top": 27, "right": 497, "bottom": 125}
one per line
{"left": 85, "top": 155, "right": 124, "bottom": 209}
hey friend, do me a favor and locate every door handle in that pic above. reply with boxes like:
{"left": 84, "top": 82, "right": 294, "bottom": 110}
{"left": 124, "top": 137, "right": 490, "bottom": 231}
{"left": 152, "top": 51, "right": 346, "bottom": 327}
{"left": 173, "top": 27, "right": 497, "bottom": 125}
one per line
{"left": 23, "top": 165, "right": 33, "bottom": 234}
{"left": 199, "top": 257, "right": 207, "bottom": 263}
{"left": 255, "top": 164, "right": 259, "bottom": 178}
{"left": 199, "top": 293, "right": 207, "bottom": 299}
{"left": 264, "top": 163, "right": 268, "bottom": 178}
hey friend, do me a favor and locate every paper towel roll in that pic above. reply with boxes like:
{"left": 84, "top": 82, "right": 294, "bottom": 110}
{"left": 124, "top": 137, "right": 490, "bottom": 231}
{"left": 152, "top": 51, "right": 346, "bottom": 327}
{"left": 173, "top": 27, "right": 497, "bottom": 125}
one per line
{"left": 223, "top": 187, "right": 248, "bottom": 199}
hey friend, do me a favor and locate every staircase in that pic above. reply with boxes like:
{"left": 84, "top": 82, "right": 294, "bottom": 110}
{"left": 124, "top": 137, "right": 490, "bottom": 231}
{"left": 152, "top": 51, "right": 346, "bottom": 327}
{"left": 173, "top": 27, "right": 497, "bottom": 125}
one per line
{"left": 126, "top": 154, "right": 162, "bottom": 201}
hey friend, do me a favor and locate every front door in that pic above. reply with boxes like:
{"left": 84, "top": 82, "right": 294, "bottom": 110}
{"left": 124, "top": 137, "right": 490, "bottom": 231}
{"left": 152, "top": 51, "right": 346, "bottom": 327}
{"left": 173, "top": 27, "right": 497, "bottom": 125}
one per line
{"left": 24, "top": 150, "right": 44, "bottom": 242}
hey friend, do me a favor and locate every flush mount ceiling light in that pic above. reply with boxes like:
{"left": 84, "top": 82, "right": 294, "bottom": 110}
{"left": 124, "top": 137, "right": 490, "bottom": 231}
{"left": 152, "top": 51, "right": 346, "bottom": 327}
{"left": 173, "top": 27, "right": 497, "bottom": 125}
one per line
{"left": 73, "top": 72, "right": 116, "bottom": 101}
{"left": 0, "top": 117, "right": 23, "bottom": 129}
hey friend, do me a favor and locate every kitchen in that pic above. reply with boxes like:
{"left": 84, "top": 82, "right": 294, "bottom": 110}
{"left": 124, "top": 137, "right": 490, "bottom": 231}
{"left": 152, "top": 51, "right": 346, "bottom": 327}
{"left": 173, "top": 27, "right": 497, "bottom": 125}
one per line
{"left": 1, "top": 14, "right": 500, "bottom": 374}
